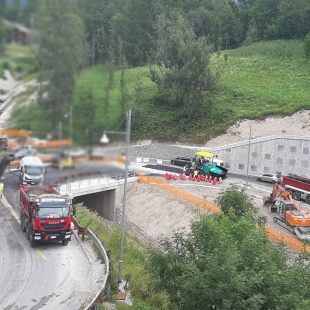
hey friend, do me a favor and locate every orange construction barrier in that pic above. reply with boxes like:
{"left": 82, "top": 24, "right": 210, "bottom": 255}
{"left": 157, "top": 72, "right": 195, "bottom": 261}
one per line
{"left": 0, "top": 128, "right": 31, "bottom": 137}
{"left": 178, "top": 174, "right": 186, "bottom": 180}
{"left": 138, "top": 174, "right": 310, "bottom": 254}
{"left": 139, "top": 174, "right": 221, "bottom": 213}
{"left": 164, "top": 173, "right": 172, "bottom": 180}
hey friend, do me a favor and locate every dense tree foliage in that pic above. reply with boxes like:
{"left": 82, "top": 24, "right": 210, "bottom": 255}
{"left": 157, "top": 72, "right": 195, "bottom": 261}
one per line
{"left": 150, "top": 12, "right": 216, "bottom": 117}
{"left": 4, "top": 0, "right": 310, "bottom": 140}
{"left": 37, "top": 0, "right": 83, "bottom": 134}
{"left": 150, "top": 211, "right": 310, "bottom": 309}
{"left": 216, "top": 184, "right": 256, "bottom": 218}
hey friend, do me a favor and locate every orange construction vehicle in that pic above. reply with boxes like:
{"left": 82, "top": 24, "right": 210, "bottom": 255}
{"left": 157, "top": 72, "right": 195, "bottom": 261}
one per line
{"left": 264, "top": 183, "right": 310, "bottom": 241}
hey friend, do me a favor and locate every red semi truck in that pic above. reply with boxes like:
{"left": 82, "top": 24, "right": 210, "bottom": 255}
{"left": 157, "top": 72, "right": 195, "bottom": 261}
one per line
{"left": 20, "top": 184, "right": 72, "bottom": 247}
{"left": 282, "top": 175, "right": 310, "bottom": 205}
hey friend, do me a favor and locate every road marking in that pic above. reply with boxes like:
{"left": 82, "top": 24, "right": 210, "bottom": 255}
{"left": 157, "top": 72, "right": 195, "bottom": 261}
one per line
{"left": 36, "top": 249, "right": 47, "bottom": 261}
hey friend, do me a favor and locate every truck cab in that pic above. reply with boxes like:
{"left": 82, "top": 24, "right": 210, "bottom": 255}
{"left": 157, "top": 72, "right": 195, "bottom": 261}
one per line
{"left": 20, "top": 156, "right": 45, "bottom": 185}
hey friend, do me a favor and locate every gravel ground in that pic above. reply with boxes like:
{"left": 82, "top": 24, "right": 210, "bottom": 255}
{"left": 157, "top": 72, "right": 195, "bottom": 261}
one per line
{"left": 94, "top": 110, "right": 310, "bottom": 163}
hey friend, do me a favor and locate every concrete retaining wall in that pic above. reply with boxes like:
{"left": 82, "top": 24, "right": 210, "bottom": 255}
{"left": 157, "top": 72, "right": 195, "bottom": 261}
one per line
{"left": 208, "top": 136, "right": 310, "bottom": 177}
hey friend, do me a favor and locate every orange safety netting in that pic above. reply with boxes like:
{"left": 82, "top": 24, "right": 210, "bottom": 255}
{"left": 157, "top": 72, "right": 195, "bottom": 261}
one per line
{"left": 35, "top": 139, "right": 72, "bottom": 149}
{"left": 139, "top": 174, "right": 221, "bottom": 213}
{"left": 139, "top": 174, "right": 310, "bottom": 254}
{"left": 264, "top": 227, "right": 310, "bottom": 253}
{"left": 0, "top": 129, "right": 31, "bottom": 137}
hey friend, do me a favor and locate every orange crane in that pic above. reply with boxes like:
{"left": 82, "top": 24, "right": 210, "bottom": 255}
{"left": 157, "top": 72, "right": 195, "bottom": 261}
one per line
{"left": 264, "top": 183, "right": 310, "bottom": 241}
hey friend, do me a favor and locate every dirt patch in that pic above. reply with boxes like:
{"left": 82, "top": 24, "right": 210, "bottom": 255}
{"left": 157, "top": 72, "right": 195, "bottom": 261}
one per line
{"left": 117, "top": 182, "right": 205, "bottom": 243}
{"left": 206, "top": 110, "right": 310, "bottom": 147}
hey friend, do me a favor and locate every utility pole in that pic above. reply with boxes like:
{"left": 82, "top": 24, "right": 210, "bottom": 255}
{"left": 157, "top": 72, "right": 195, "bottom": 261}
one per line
{"left": 246, "top": 124, "right": 252, "bottom": 187}
{"left": 118, "top": 109, "right": 131, "bottom": 288}
{"left": 69, "top": 105, "right": 73, "bottom": 142}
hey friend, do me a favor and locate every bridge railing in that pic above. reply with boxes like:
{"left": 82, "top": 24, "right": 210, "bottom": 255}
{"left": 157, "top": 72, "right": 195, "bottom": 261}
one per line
{"left": 52, "top": 171, "right": 137, "bottom": 195}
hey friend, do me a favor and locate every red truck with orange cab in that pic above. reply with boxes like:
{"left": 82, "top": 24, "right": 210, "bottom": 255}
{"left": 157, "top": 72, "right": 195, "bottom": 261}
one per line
{"left": 19, "top": 184, "right": 72, "bottom": 247}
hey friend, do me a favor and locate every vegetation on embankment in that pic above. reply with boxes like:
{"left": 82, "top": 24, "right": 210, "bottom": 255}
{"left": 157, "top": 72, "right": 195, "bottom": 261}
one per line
{"left": 75, "top": 205, "right": 169, "bottom": 310}
{"left": 71, "top": 40, "right": 310, "bottom": 144}
{"left": 9, "top": 40, "right": 310, "bottom": 144}
{"left": 0, "top": 43, "right": 36, "bottom": 79}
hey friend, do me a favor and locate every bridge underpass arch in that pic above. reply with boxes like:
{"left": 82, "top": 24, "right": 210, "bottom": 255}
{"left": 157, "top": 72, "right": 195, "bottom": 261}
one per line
{"left": 73, "top": 189, "right": 116, "bottom": 220}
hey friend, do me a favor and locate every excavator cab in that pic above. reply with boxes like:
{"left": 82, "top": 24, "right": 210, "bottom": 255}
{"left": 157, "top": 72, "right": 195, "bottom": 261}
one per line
{"left": 278, "top": 201, "right": 295, "bottom": 217}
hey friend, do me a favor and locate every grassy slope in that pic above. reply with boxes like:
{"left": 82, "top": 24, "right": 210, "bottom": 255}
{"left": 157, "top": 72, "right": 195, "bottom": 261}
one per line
{"left": 74, "top": 40, "right": 310, "bottom": 144}
{"left": 0, "top": 43, "right": 36, "bottom": 78}
{"left": 213, "top": 40, "right": 310, "bottom": 119}
{"left": 75, "top": 206, "right": 169, "bottom": 310}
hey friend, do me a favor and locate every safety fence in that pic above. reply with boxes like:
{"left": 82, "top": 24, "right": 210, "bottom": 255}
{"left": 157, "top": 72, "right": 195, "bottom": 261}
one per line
{"left": 138, "top": 174, "right": 221, "bottom": 213}
{"left": 139, "top": 174, "right": 310, "bottom": 254}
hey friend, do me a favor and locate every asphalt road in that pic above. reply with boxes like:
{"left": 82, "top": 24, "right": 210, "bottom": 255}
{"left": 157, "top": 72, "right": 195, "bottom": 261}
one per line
{"left": 0, "top": 169, "right": 105, "bottom": 310}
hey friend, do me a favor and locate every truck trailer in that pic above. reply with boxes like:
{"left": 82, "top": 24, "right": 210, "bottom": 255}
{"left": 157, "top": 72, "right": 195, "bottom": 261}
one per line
{"left": 282, "top": 175, "right": 310, "bottom": 205}
{"left": 20, "top": 184, "right": 72, "bottom": 247}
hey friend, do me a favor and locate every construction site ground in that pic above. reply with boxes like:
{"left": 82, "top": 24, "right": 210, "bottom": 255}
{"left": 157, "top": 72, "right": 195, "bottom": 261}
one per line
{"left": 119, "top": 175, "right": 309, "bottom": 246}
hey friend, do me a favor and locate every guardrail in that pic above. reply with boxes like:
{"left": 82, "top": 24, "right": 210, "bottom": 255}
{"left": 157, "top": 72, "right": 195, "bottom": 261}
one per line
{"left": 84, "top": 228, "right": 110, "bottom": 310}
{"left": 52, "top": 170, "right": 137, "bottom": 188}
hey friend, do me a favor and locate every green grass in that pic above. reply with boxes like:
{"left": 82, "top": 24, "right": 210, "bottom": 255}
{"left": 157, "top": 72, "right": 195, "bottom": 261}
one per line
{"left": 0, "top": 43, "right": 36, "bottom": 79}
{"left": 213, "top": 40, "right": 310, "bottom": 119}
{"left": 11, "top": 40, "right": 310, "bottom": 143}
{"left": 75, "top": 205, "right": 169, "bottom": 310}
{"left": 72, "top": 40, "right": 310, "bottom": 144}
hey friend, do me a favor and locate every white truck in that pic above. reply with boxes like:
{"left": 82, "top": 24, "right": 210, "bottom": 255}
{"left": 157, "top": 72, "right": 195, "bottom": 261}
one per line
{"left": 20, "top": 156, "right": 45, "bottom": 185}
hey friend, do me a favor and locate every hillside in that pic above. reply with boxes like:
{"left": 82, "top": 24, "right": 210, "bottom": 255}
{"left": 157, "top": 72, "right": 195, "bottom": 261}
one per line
{"left": 72, "top": 40, "right": 310, "bottom": 144}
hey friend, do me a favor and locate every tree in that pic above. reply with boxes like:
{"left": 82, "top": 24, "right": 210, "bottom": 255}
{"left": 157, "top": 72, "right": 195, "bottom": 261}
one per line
{"left": 216, "top": 184, "right": 256, "bottom": 218}
{"left": 275, "top": 0, "right": 310, "bottom": 40}
{"left": 37, "top": 0, "right": 84, "bottom": 133}
{"left": 304, "top": 32, "right": 310, "bottom": 61}
{"left": 111, "top": 0, "right": 160, "bottom": 66}
{"left": 149, "top": 213, "right": 310, "bottom": 310}
{"left": 150, "top": 12, "right": 216, "bottom": 118}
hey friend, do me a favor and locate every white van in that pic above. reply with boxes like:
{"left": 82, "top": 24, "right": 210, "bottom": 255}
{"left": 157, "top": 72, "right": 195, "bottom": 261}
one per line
{"left": 20, "top": 156, "right": 45, "bottom": 185}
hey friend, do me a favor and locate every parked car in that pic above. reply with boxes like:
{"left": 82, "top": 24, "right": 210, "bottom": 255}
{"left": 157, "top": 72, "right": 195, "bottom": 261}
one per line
{"left": 14, "top": 145, "right": 37, "bottom": 159}
{"left": 257, "top": 174, "right": 280, "bottom": 184}
{"left": 171, "top": 157, "right": 192, "bottom": 166}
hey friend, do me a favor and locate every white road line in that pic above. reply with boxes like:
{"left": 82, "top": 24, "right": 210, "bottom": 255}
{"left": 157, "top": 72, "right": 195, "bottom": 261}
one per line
{"left": 1, "top": 195, "right": 20, "bottom": 223}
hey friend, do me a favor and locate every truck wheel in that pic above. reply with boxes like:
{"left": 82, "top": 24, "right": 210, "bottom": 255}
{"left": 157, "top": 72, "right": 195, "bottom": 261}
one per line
{"left": 292, "top": 191, "right": 301, "bottom": 201}
{"left": 306, "top": 196, "right": 310, "bottom": 205}
{"left": 62, "top": 240, "right": 68, "bottom": 246}
{"left": 20, "top": 214, "right": 26, "bottom": 232}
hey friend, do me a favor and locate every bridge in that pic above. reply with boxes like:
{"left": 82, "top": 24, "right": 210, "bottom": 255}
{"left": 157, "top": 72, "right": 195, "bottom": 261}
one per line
{"left": 53, "top": 172, "right": 138, "bottom": 221}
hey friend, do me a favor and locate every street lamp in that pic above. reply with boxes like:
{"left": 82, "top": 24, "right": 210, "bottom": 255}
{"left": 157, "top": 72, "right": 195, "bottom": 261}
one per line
{"left": 100, "top": 109, "right": 131, "bottom": 289}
